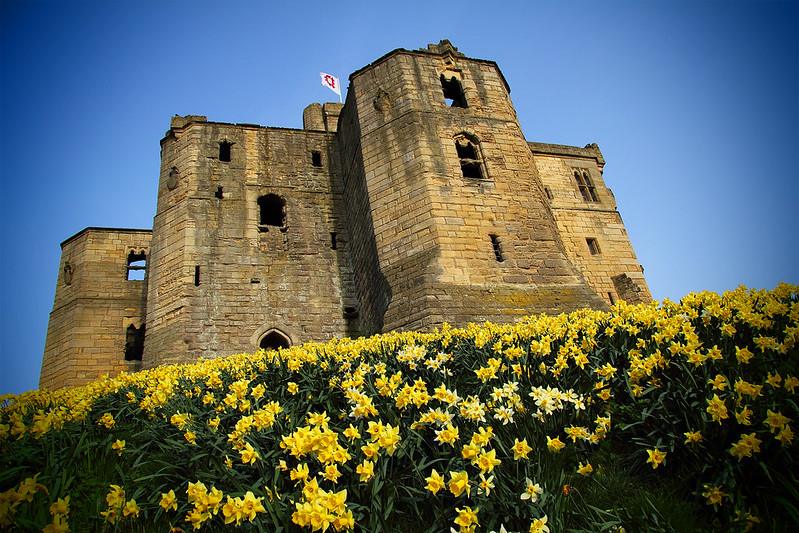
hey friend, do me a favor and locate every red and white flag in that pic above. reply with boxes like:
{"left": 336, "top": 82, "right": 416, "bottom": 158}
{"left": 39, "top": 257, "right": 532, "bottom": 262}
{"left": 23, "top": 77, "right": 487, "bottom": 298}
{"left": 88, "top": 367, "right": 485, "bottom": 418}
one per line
{"left": 320, "top": 72, "right": 342, "bottom": 100}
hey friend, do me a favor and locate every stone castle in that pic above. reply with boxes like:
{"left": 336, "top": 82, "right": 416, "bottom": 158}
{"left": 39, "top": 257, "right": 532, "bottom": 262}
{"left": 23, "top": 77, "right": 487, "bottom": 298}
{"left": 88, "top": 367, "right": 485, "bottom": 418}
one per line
{"left": 40, "top": 41, "right": 650, "bottom": 390}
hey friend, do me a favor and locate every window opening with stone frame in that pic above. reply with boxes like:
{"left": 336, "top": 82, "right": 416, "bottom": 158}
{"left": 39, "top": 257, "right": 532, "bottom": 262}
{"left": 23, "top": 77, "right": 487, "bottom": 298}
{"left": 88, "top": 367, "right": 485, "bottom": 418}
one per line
{"left": 586, "top": 237, "right": 601, "bottom": 256}
{"left": 259, "top": 330, "right": 291, "bottom": 351}
{"left": 574, "top": 169, "right": 599, "bottom": 202}
{"left": 126, "top": 251, "right": 146, "bottom": 281}
{"left": 440, "top": 74, "right": 468, "bottom": 108}
{"left": 258, "top": 194, "right": 286, "bottom": 229}
{"left": 455, "top": 134, "right": 485, "bottom": 180}
{"left": 311, "top": 150, "right": 322, "bottom": 167}
{"left": 125, "top": 324, "right": 145, "bottom": 361}
{"left": 219, "top": 141, "right": 232, "bottom": 162}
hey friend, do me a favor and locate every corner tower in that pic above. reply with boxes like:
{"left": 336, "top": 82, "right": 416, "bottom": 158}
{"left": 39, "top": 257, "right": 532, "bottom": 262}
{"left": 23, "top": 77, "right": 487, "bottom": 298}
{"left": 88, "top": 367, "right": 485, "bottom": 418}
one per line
{"left": 338, "top": 40, "right": 605, "bottom": 334}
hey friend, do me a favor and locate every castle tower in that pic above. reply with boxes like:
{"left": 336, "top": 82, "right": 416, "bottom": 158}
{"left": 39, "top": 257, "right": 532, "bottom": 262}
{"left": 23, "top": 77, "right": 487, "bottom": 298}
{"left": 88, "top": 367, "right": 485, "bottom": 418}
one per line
{"left": 337, "top": 40, "right": 606, "bottom": 334}
{"left": 40, "top": 228, "right": 151, "bottom": 389}
{"left": 143, "top": 114, "right": 356, "bottom": 367}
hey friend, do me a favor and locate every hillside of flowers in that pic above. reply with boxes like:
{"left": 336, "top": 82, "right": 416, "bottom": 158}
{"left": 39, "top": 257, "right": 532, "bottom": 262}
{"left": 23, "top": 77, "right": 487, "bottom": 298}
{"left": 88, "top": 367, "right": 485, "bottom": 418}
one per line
{"left": 1, "top": 284, "right": 797, "bottom": 532}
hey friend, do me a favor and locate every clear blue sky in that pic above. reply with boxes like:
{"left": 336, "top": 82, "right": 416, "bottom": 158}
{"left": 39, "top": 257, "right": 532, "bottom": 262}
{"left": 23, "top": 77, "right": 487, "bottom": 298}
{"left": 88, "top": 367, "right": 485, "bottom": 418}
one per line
{"left": 1, "top": 0, "right": 796, "bottom": 395}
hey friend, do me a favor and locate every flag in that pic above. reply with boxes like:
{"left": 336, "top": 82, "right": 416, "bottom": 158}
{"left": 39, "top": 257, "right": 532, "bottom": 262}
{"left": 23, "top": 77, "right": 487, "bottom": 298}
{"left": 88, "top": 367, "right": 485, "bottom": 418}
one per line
{"left": 320, "top": 72, "right": 341, "bottom": 98}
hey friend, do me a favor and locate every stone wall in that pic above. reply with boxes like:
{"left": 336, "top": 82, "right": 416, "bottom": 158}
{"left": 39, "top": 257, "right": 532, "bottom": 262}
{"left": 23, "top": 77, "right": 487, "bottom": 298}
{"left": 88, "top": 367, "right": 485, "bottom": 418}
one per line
{"left": 532, "top": 144, "right": 651, "bottom": 304}
{"left": 40, "top": 228, "right": 150, "bottom": 389}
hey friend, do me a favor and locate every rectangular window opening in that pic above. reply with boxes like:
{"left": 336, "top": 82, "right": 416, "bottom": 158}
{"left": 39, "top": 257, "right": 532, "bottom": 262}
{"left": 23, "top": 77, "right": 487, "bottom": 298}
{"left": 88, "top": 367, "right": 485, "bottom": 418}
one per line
{"left": 461, "top": 162, "right": 483, "bottom": 180}
{"left": 194, "top": 265, "right": 201, "bottom": 286}
{"left": 440, "top": 74, "right": 468, "bottom": 108}
{"left": 456, "top": 137, "right": 484, "bottom": 180}
{"left": 219, "top": 141, "right": 232, "bottom": 162}
{"left": 330, "top": 232, "right": 337, "bottom": 250}
{"left": 575, "top": 169, "right": 600, "bottom": 202}
{"left": 126, "top": 251, "right": 146, "bottom": 281}
{"left": 215, "top": 186, "right": 224, "bottom": 199}
{"left": 124, "top": 324, "right": 145, "bottom": 361}
{"left": 311, "top": 151, "right": 323, "bottom": 167}
{"left": 490, "top": 234, "right": 504, "bottom": 262}
{"left": 586, "top": 238, "right": 601, "bottom": 256}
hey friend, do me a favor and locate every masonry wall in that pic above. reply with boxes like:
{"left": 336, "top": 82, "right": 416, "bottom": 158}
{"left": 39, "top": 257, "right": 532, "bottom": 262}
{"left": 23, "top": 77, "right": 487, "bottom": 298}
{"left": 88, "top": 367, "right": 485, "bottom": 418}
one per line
{"left": 40, "top": 229, "right": 150, "bottom": 389}
{"left": 145, "top": 117, "right": 355, "bottom": 367}
{"left": 341, "top": 45, "right": 605, "bottom": 332}
{"left": 532, "top": 146, "right": 651, "bottom": 304}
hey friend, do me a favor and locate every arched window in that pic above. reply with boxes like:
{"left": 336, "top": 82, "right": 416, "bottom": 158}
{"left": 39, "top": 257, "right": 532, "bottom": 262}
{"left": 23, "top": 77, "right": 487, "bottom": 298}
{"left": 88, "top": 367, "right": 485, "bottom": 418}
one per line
{"left": 259, "top": 330, "right": 291, "bottom": 351}
{"left": 258, "top": 194, "right": 286, "bottom": 228}
{"left": 440, "top": 74, "right": 467, "bottom": 108}
{"left": 454, "top": 134, "right": 485, "bottom": 180}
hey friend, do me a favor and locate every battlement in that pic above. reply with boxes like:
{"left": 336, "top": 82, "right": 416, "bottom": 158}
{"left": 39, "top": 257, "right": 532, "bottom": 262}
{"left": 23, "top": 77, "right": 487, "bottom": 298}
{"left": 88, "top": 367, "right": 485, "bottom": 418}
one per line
{"left": 42, "top": 41, "right": 650, "bottom": 389}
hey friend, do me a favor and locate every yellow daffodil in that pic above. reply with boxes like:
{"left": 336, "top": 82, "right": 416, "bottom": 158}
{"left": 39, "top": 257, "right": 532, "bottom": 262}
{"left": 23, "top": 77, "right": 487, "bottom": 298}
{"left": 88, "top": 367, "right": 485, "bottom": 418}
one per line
{"left": 512, "top": 438, "right": 532, "bottom": 460}
{"left": 425, "top": 469, "right": 446, "bottom": 495}
{"left": 111, "top": 439, "right": 125, "bottom": 456}
{"left": 356, "top": 460, "right": 374, "bottom": 482}
{"left": 546, "top": 436, "right": 565, "bottom": 453}
{"left": 453, "top": 506, "right": 479, "bottom": 530}
{"left": 646, "top": 449, "right": 666, "bottom": 469}
{"left": 448, "top": 471, "right": 470, "bottom": 497}
{"left": 160, "top": 489, "right": 178, "bottom": 511}
{"left": 529, "top": 515, "right": 550, "bottom": 533}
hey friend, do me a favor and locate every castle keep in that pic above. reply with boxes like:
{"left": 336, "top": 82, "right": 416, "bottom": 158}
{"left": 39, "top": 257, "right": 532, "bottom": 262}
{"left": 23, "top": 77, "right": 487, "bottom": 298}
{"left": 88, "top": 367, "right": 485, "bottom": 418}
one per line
{"left": 40, "top": 41, "right": 650, "bottom": 390}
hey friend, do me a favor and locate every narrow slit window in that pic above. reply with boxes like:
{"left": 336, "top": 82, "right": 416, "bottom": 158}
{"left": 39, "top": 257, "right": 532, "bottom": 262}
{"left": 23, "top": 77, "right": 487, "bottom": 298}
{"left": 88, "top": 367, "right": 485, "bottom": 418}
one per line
{"left": 544, "top": 187, "right": 553, "bottom": 200}
{"left": 440, "top": 74, "right": 467, "bottom": 108}
{"left": 489, "top": 234, "right": 504, "bottom": 262}
{"left": 219, "top": 141, "right": 232, "bottom": 162}
{"left": 311, "top": 151, "right": 322, "bottom": 167}
{"left": 124, "top": 324, "right": 145, "bottom": 361}
{"left": 455, "top": 135, "right": 484, "bottom": 180}
{"left": 126, "top": 251, "right": 146, "bottom": 281}
{"left": 215, "top": 186, "right": 224, "bottom": 199}
{"left": 258, "top": 194, "right": 286, "bottom": 228}
{"left": 330, "top": 232, "right": 337, "bottom": 250}
{"left": 586, "top": 238, "right": 601, "bottom": 255}
{"left": 194, "top": 265, "right": 200, "bottom": 286}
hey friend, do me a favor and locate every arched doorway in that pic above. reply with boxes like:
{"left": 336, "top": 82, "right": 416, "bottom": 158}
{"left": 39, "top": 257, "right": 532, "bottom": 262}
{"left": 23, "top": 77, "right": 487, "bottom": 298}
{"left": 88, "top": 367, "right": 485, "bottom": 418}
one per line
{"left": 259, "top": 329, "right": 291, "bottom": 351}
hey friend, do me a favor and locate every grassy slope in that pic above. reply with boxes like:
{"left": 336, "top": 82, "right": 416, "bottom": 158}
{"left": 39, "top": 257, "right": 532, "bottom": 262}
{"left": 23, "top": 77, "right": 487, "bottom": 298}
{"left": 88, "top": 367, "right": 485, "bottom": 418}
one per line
{"left": 1, "top": 284, "right": 797, "bottom": 532}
